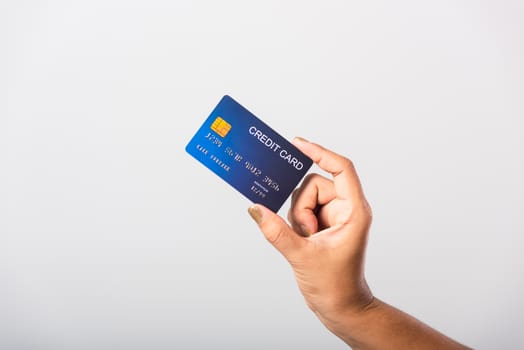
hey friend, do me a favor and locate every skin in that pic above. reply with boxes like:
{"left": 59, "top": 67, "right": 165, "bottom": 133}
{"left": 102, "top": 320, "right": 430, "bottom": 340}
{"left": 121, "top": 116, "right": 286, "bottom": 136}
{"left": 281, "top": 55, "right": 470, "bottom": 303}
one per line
{"left": 248, "top": 137, "right": 471, "bottom": 350}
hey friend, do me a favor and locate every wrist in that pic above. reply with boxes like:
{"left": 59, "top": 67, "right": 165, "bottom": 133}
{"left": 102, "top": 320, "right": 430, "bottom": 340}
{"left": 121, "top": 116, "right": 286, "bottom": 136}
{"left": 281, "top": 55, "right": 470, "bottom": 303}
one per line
{"left": 314, "top": 291, "right": 375, "bottom": 332}
{"left": 312, "top": 289, "right": 378, "bottom": 347}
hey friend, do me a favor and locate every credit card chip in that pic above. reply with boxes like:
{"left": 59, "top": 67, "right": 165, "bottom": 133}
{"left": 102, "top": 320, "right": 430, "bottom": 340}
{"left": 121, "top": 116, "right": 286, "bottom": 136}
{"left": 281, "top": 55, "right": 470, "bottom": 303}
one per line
{"left": 211, "top": 117, "right": 232, "bottom": 137}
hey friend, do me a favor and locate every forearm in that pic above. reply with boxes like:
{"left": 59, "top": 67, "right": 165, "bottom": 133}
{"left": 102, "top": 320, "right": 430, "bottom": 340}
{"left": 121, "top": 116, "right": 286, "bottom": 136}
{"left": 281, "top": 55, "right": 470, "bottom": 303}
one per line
{"left": 320, "top": 297, "right": 471, "bottom": 350}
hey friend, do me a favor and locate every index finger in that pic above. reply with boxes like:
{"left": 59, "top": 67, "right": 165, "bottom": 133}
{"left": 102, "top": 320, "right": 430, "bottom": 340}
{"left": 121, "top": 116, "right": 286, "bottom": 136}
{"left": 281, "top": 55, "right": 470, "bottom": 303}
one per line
{"left": 293, "top": 137, "right": 364, "bottom": 200}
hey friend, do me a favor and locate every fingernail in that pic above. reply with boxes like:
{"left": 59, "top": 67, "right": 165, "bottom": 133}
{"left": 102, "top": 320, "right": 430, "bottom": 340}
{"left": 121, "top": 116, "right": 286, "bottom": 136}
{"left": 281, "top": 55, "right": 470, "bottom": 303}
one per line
{"left": 248, "top": 205, "right": 263, "bottom": 224}
{"left": 294, "top": 136, "right": 309, "bottom": 143}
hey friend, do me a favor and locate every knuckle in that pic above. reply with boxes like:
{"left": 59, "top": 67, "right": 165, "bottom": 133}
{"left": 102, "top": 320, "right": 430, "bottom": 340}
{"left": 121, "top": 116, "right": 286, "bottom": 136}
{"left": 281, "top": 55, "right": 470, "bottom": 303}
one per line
{"left": 344, "top": 200, "right": 372, "bottom": 227}
{"left": 265, "top": 224, "right": 286, "bottom": 246}
{"left": 303, "top": 173, "right": 321, "bottom": 184}
{"left": 341, "top": 156, "right": 354, "bottom": 169}
{"left": 365, "top": 201, "right": 373, "bottom": 219}
{"left": 356, "top": 202, "right": 373, "bottom": 226}
{"left": 303, "top": 173, "right": 317, "bottom": 183}
{"left": 291, "top": 188, "right": 300, "bottom": 203}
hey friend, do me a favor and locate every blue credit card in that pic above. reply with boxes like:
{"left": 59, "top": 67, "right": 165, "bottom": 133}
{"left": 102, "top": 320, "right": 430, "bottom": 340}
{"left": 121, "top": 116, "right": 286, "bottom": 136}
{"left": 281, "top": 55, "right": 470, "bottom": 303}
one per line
{"left": 185, "top": 95, "right": 313, "bottom": 212}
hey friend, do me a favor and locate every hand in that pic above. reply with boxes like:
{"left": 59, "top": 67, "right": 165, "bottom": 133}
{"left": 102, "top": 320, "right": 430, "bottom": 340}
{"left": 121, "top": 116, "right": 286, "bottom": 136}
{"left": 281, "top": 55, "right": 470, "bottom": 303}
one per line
{"left": 248, "top": 138, "right": 471, "bottom": 350}
{"left": 248, "top": 137, "right": 373, "bottom": 327}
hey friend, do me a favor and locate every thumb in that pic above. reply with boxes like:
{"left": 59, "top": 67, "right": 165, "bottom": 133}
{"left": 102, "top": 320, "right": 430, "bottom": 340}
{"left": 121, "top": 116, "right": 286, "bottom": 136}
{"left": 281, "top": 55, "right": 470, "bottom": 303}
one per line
{"left": 248, "top": 204, "right": 306, "bottom": 260}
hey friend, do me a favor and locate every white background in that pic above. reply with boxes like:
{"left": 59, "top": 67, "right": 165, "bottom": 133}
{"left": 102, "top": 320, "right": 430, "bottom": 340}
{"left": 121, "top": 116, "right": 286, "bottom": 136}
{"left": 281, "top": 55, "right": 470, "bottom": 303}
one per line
{"left": 2, "top": 1, "right": 523, "bottom": 349}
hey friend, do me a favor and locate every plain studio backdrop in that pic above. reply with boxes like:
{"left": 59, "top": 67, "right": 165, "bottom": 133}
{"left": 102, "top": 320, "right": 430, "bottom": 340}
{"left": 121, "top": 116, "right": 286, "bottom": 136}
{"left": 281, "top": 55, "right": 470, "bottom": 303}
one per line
{"left": 2, "top": 1, "right": 523, "bottom": 349}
